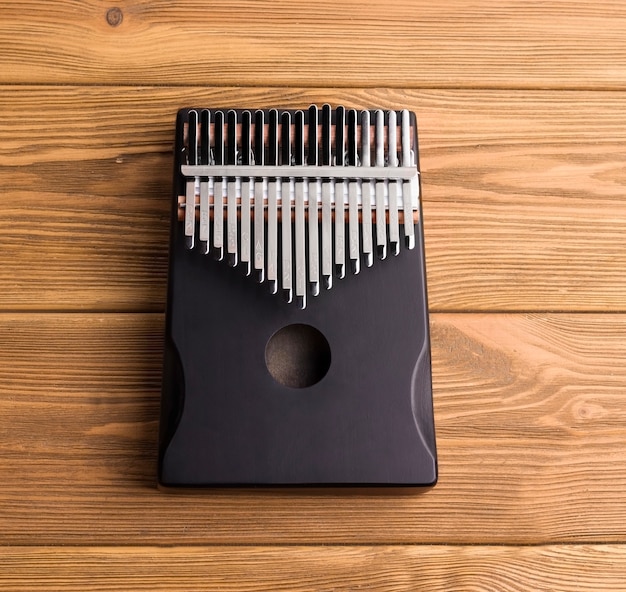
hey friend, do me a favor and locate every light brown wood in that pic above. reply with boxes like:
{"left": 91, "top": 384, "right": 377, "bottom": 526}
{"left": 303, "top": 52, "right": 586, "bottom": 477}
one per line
{"left": 1, "top": 312, "right": 625, "bottom": 545}
{"left": 1, "top": 545, "right": 626, "bottom": 591}
{"left": 1, "top": 1, "right": 626, "bottom": 88}
{"left": 2, "top": 86, "right": 626, "bottom": 311}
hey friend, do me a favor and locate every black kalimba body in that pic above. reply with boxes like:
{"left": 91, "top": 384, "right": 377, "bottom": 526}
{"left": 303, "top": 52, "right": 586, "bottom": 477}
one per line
{"left": 159, "top": 105, "right": 437, "bottom": 487}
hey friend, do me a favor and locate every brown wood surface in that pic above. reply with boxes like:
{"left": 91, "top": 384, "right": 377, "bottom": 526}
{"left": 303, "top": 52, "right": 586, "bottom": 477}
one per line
{"left": 1, "top": 545, "right": 626, "bottom": 591}
{"left": 2, "top": 0, "right": 626, "bottom": 588}
{"left": 1, "top": 1, "right": 626, "bottom": 88}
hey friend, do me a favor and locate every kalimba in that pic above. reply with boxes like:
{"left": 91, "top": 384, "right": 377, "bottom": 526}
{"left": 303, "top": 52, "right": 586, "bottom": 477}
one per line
{"left": 159, "top": 105, "right": 437, "bottom": 487}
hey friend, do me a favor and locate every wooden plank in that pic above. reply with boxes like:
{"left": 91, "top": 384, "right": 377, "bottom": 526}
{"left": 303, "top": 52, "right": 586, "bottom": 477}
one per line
{"left": 2, "top": 86, "right": 626, "bottom": 311}
{"left": 1, "top": 1, "right": 626, "bottom": 88}
{"left": 1, "top": 312, "right": 625, "bottom": 544}
{"left": 1, "top": 545, "right": 626, "bottom": 591}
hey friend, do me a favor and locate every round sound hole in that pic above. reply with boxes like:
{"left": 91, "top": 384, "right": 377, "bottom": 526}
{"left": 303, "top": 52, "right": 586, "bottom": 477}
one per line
{"left": 265, "top": 324, "right": 331, "bottom": 389}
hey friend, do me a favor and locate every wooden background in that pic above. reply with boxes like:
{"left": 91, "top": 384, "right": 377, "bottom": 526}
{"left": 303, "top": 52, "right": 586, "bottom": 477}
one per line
{"left": 1, "top": 1, "right": 626, "bottom": 589}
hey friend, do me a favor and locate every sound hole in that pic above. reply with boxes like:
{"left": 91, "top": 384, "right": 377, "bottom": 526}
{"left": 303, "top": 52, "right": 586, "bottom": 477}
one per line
{"left": 265, "top": 324, "right": 331, "bottom": 389}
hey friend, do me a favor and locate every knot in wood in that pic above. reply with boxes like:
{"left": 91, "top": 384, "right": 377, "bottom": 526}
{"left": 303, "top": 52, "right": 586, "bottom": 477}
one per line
{"left": 106, "top": 7, "right": 123, "bottom": 27}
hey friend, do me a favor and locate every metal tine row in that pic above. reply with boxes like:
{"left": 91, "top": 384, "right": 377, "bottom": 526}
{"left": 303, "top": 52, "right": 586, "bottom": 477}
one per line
{"left": 182, "top": 106, "right": 417, "bottom": 308}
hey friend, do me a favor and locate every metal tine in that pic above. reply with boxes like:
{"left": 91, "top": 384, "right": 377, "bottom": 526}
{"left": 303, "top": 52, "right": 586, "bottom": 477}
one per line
{"left": 347, "top": 108, "right": 360, "bottom": 275}
{"left": 212, "top": 111, "right": 225, "bottom": 260}
{"left": 361, "top": 110, "right": 374, "bottom": 267}
{"left": 280, "top": 111, "right": 293, "bottom": 303}
{"left": 374, "top": 110, "right": 387, "bottom": 259}
{"left": 240, "top": 110, "right": 252, "bottom": 275}
{"left": 226, "top": 110, "right": 238, "bottom": 267}
{"left": 199, "top": 109, "right": 211, "bottom": 254}
{"left": 307, "top": 105, "right": 320, "bottom": 296}
{"left": 267, "top": 109, "right": 279, "bottom": 294}
{"left": 253, "top": 110, "right": 265, "bottom": 283}
{"left": 184, "top": 109, "right": 198, "bottom": 249}
{"left": 321, "top": 104, "right": 333, "bottom": 289}
{"left": 334, "top": 105, "right": 346, "bottom": 279}
{"left": 401, "top": 109, "right": 415, "bottom": 249}
{"left": 387, "top": 110, "right": 400, "bottom": 256}
{"left": 294, "top": 110, "right": 307, "bottom": 309}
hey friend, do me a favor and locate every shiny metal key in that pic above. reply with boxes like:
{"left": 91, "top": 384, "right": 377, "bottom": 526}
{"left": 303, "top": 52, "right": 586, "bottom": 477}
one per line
{"left": 321, "top": 104, "right": 333, "bottom": 289}
{"left": 253, "top": 110, "right": 265, "bottom": 283}
{"left": 307, "top": 105, "right": 320, "bottom": 296}
{"left": 213, "top": 111, "right": 225, "bottom": 260}
{"left": 226, "top": 110, "right": 238, "bottom": 267}
{"left": 334, "top": 106, "right": 346, "bottom": 279}
{"left": 240, "top": 111, "right": 252, "bottom": 275}
{"left": 374, "top": 110, "right": 387, "bottom": 260}
{"left": 184, "top": 109, "right": 198, "bottom": 249}
{"left": 267, "top": 109, "right": 279, "bottom": 294}
{"left": 294, "top": 111, "right": 307, "bottom": 309}
{"left": 347, "top": 109, "right": 360, "bottom": 275}
{"left": 387, "top": 110, "right": 400, "bottom": 256}
{"left": 361, "top": 110, "right": 374, "bottom": 267}
{"left": 199, "top": 109, "right": 210, "bottom": 254}
{"left": 281, "top": 111, "right": 293, "bottom": 303}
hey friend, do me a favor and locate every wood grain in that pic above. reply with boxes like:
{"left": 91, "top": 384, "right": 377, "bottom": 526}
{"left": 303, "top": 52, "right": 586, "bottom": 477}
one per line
{"left": 1, "top": 312, "right": 625, "bottom": 545}
{"left": 1, "top": 545, "right": 626, "bottom": 591}
{"left": 2, "top": 86, "right": 626, "bottom": 311}
{"left": 1, "top": 1, "right": 626, "bottom": 88}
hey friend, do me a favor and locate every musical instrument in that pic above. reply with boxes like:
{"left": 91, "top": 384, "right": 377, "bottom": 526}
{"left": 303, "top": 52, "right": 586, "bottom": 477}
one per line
{"left": 159, "top": 105, "right": 437, "bottom": 487}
